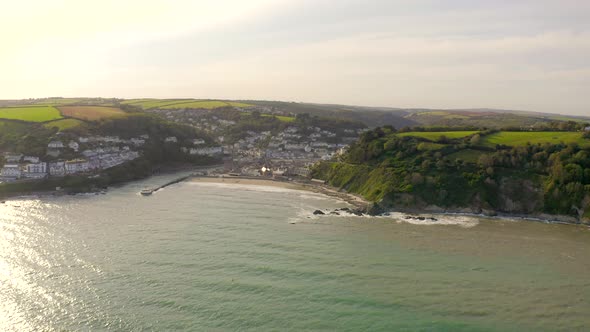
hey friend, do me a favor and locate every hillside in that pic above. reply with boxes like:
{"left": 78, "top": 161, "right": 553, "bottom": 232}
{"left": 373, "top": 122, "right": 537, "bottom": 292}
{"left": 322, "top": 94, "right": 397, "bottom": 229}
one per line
{"left": 0, "top": 102, "right": 220, "bottom": 196}
{"left": 3, "top": 97, "right": 588, "bottom": 130}
{"left": 242, "top": 100, "right": 590, "bottom": 130}
{"left": 312, "top": 127, "right": 590, "bottom": 223}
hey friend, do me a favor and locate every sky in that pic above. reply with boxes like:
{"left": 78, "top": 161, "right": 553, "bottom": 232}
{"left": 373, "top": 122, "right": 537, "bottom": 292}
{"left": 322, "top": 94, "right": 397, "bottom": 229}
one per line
{"left": 1, "top": 0, "right": 589, "bottom": 115}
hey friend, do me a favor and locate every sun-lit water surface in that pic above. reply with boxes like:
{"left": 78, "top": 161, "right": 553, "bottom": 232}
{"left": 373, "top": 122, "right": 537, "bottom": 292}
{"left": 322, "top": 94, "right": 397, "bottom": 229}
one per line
{"left": 1, "top": 174, "right": 590, "bottom": 331}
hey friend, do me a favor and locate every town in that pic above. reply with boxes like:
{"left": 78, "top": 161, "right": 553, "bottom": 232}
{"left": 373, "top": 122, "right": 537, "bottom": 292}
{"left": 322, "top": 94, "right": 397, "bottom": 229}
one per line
{"left": 146, "top": 106, "right": 364, "bottom": 178}
{"left": 0, "top": 106, "right": 364, "bottom": 184}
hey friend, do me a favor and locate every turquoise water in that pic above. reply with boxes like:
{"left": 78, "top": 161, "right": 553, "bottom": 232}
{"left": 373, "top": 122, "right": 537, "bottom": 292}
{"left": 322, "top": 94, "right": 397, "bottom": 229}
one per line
{"left": 1, "top": 175, "right": 590, "bottom": 331}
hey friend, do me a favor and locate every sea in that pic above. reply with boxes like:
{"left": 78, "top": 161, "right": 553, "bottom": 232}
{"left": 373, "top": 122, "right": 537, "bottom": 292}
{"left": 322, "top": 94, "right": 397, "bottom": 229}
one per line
{"left": 1, "top": 173, "right": 589, "bottom": 331}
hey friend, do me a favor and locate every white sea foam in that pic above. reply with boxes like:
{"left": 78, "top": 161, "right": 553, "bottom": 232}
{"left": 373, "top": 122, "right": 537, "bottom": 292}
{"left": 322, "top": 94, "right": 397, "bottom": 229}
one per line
{"left": 306, "top": 210, "right": 480, "bottom": 228}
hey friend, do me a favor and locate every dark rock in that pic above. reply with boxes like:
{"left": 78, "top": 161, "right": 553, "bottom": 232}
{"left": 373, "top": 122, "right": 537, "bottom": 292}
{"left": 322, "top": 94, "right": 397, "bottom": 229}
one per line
{"left": 352, "top": 210, "right": 363, "bottom": 216}
{"left": 367, "top": 203, "right": 385, "bottom": 216}
{"left": 330, "top": 211, "right": 340, "bottom": 215}
{"left": 339, "top": 207, "right": 350, "bottom": 211}
{"left": 313, "top": 210, "right": 325, "bottom": 215}
{"left": 418, "top": 217, "right": 425, "bottom": 220}
{"left": 428, "top": 217, "right": 438, "bottom": 221}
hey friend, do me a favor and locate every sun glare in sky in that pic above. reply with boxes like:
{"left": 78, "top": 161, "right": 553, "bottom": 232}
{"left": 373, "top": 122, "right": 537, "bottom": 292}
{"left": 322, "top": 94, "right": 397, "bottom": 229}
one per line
{"left": 1, "top": 0, "right": 588, "bottom": 115}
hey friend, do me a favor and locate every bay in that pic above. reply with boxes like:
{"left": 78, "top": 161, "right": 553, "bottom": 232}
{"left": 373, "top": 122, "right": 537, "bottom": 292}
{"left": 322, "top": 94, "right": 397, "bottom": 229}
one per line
{"left": 1, "top": 174, "right": 589, "bottom": 331}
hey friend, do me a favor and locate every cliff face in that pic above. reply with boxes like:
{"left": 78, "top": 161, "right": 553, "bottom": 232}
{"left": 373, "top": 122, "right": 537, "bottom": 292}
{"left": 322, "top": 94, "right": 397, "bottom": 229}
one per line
{"left": 374, "top": 176, "right": 542, "bottom": 213}
{"left": 369, "top": 175, "right": 584, "bottom": 223}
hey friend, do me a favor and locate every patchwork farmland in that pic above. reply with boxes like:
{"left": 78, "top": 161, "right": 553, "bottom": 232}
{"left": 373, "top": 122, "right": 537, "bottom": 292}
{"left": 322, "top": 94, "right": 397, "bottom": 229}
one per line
{"left": 122, "top": 99, "right": 252, "bottom": 110}
{"left": 58, "top": 106, "right": 127, "bottom": 121}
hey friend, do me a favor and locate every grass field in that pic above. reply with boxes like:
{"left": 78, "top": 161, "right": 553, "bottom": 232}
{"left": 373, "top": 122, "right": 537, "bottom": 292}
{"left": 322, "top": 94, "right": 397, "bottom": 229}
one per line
{"left": 43, "top": 119, "right": 84, "bottom": 131}
{"left": 417, "top": 142, "right": 446, "bottom": 151}
{"left": 161, "top": 100, "right": 253, "bottom": 110}
{"left": 0, "top": 106, "right": 63, "bottom": 122}
{"left": 58, "top": 106, "right": 127, "bottom": 121}
{"left": 123, "top": 99, "right": 191, "bottom": 109}
{"left": 481, "top": 131, "right": 589, "bottom": 147}
{"left": 415, "top": 111, "right": 470, "bottom": 119}
{"left": 161, "top": 101, "right": 233, "bottom": 109}
{"left": 445, "top": 149, "right": 487, "bottom": 163}
{"left": 33, "top": 98, "right": 86, "bottom": 106}
{"left": 226, "top": 102, "right": 252, "bottom": 108}
{"left": 122, "top": 99, "right": 253, "bottom": 110}
{"left": 261, "top": 113, "right": 295, "bottom": 122}
{"left": 398, "top": 131, "right": 478, "bottom": 140}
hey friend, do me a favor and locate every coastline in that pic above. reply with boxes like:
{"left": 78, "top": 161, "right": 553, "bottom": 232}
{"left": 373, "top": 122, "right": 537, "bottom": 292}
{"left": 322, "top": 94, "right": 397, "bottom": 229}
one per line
{"left": 3, "top": 170, "right": 587, "bottom": 227}
{"left": 189, "top": 176, "right": 589, "bottom": 226}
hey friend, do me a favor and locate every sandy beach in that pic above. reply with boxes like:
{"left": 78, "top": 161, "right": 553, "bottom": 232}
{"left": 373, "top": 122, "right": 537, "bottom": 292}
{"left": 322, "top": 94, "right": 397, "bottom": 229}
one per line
{"left": 190, "top": 176, "right": 370, "bottom": 210}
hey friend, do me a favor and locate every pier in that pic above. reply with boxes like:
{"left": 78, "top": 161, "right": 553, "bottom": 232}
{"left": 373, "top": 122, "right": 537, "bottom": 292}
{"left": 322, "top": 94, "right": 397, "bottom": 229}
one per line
{"left": 141, "top": 175, "right": 192, "bottom": 195}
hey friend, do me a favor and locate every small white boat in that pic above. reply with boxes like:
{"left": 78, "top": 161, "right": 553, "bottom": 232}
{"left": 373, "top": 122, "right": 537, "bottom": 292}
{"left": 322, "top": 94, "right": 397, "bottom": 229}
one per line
{"left": 140, "top": 189, "right": 153, "bottom": 196}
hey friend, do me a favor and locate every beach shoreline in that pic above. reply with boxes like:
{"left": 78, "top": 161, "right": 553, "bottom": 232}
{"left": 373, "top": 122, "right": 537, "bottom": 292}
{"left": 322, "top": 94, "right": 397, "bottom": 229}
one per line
{"left": 190, "top": 176, "right": 371, "bottom": 210}
{"left": 189, "top": 176, "right": 590, "bottom": 226}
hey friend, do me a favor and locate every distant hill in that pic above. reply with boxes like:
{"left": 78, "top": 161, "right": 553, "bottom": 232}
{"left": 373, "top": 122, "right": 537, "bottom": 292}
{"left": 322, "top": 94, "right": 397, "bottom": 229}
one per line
{"left": 243, "top": 101, "right": 590, "bottom": 129}
{"left": 1, "top": 97, "right": 587, "bottom": 130}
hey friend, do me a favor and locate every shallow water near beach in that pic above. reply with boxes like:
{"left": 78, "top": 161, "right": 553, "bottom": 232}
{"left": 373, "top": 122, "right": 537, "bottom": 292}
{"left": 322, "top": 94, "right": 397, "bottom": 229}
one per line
{"left": 1, "top": 174, "right": 590, "bottom": 331}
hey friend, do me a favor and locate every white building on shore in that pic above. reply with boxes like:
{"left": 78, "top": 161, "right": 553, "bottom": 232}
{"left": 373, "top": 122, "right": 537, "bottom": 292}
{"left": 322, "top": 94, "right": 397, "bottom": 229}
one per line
{"left": 65, "top": 159, "right": 90, "bottom": 174}
{"left": 189, "top": 146, "right": 223, "bottom": 156}
{"left": 1, "top": 164, "right": 21, "bottom": 178}
{"left": 23, "top": 162, "right": 47, "bottom": 179}
{"left": 49, "top": 162, "right": 66, "bottom": 176}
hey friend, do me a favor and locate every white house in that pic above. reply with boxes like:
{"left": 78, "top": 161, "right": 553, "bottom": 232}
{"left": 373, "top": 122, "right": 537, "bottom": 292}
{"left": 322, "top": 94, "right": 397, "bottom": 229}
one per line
{"left": 131, "top": 138, "right": 145, "bottom": 146}
{"left": 189, "top": 146, "right": 223, "bottom": 156}
{"left": 1, "top": 164, "right": 21, "bottom": 178}
{"left": 5, "top": 154, "right": 23, "bottom": 163}
{"left": 48, "top": 141, "right": 64, "bottom": 149}
{"left": 68, "top": 141, "right": 79, "bottom": 152}
{"left": 23, "top": 156, "right": 39, "bottom": 163}
{"left": 65, "top": 159, "right": 90, "bottom": 174}
{"left": 193, "top": 139, "right": 206, "bottom": 145}
{"left": 285, "top": 143, "right": 306, "bottom": 151}
{"left": 23, "top": 162, "right": 47, "bottom": 179}
{"left": 25, "top": 162, "right": 47, "bottom": 174}
{"left": 49, "top": 162, "right": 66, "bottom": 176}
{"left": 164, "top": 136, "right": 178, "bottom": 143}
{"left": 46, "top": 149, "right": 61, "bottom": 157}
{"left": 311, "top": 141, "right": 329, "bottom": 148}
{"left": 585, "top": 126, "right": 590, "bottom": 132}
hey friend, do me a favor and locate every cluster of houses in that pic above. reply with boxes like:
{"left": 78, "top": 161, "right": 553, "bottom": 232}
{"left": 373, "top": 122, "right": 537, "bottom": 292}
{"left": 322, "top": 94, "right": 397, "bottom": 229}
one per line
{"left": 0, "top": 134, "right": 146, "bottom": 183}
{"left": 146, "top": 105, "right": 364, "bottom": 177}
{"left": 0, "top": 155, "right": 49, "bottom": 180}
{"left": 146, "top": 109, "right": 237, "bottom": 135}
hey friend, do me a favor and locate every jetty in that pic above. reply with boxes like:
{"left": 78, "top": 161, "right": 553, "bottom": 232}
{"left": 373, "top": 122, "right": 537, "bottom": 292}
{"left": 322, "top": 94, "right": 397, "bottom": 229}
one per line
{"left": 140, "top": 175, "right": 192, "bottom": 196}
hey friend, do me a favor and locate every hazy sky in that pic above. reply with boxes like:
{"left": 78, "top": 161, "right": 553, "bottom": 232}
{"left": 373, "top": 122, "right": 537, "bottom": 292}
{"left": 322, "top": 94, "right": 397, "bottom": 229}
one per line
{"left": 1, "top": 0, "right": 589, "bottom": 115}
